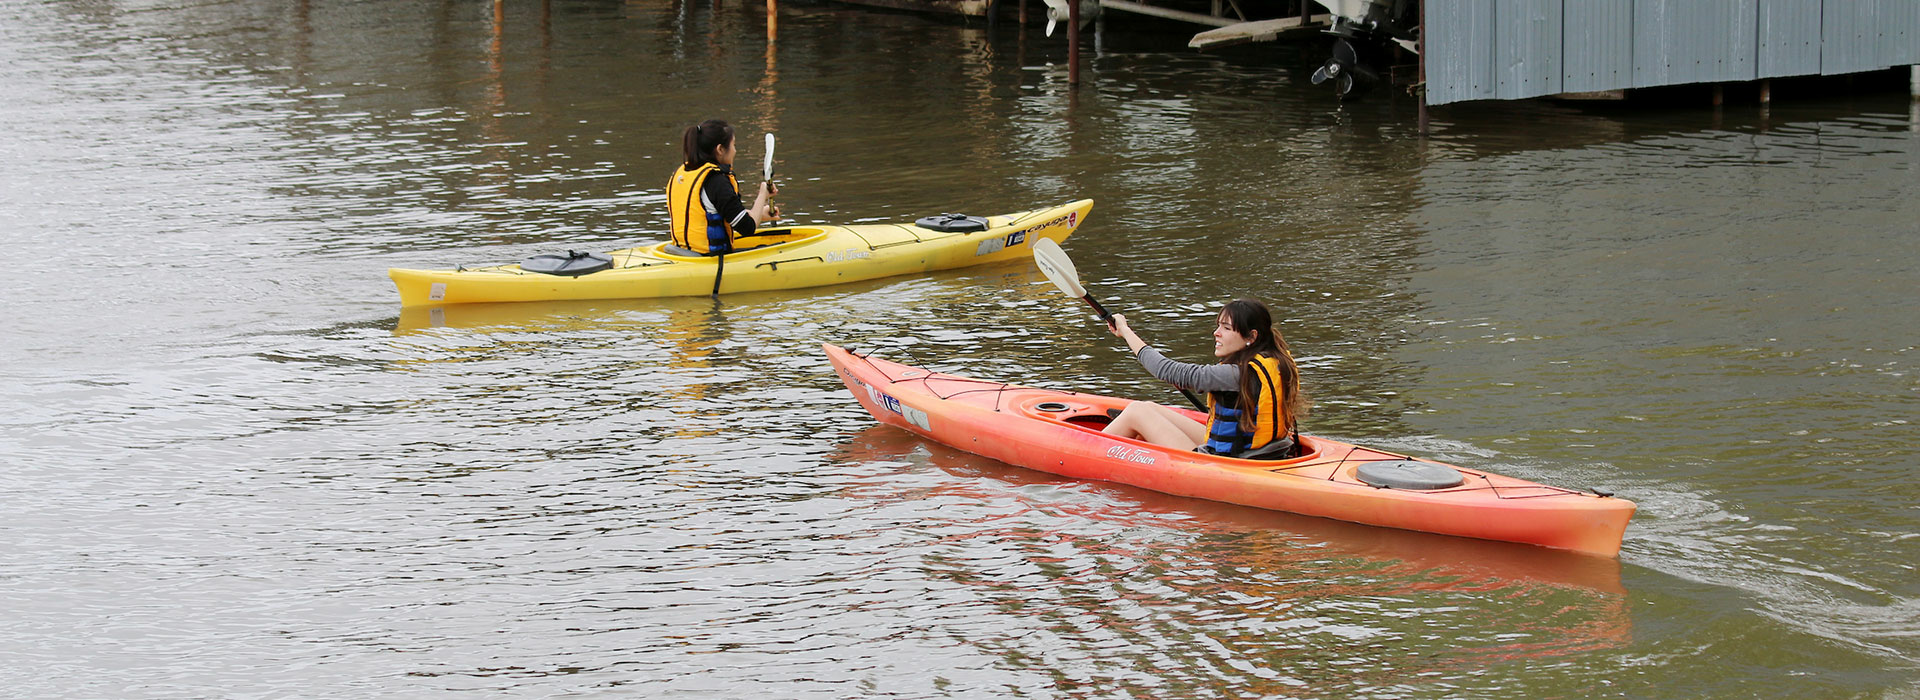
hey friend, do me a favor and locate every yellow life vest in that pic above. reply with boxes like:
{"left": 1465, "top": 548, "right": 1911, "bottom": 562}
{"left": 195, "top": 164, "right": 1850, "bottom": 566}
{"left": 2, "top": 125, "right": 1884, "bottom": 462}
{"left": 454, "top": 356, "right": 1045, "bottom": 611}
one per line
{"left": 1203, "top": 353, "right": 1291, "bottom": 456}
{"left": 666, "top": 162, "right": 739, "bottom": 254}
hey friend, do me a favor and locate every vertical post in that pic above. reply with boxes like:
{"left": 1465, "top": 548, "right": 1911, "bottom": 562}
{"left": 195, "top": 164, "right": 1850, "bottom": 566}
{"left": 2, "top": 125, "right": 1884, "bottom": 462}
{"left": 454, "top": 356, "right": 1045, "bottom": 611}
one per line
{"left": 1019, "top": 0, "right": 1027, "bottom": 25}
{"left": 1068, "top": 0, "right": 1080, "bottom": 85}
{"left": 1094, "top": 8, "right": 1103, "bottom": 55}
{"left": 1713, "top": 84, "right": 1724, "bottom": 107}
{"left": 491, "top": 0, "right": 505, "bottom": 81}
{"left": 540, "top": 0, "right": 552, "bottom": 74}
{"left": 1911, "top": 65, "right": 1919, "bottom": 101}
{"left": 767, "top": 0, "right": 777, "bottom": 40}
{"left": 1416, "top": 0, "right": 1427, "bottom": 135}
{"left": 1758, "top": 78, "right": 1771, "bottom": 129}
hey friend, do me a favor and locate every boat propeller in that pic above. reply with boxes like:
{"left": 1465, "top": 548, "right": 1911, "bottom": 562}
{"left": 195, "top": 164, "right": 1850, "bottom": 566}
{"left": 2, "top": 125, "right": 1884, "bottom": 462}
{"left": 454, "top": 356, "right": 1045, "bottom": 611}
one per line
{"left": 1310, "top": 37, "right": 1376, "bottom": 99}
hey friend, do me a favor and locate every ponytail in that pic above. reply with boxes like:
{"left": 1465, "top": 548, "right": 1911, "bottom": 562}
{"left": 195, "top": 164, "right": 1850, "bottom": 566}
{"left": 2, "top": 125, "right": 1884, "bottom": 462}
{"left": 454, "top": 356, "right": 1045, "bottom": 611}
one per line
{"left": 682, "top": 119, "right": 734, "bottom": 169}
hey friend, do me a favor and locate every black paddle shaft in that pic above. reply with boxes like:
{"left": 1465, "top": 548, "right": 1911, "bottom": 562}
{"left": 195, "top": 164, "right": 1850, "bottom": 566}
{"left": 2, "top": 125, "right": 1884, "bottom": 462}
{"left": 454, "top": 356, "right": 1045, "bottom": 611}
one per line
{"left": 1080, "top": 294, "right": 1112, "bottom": 324}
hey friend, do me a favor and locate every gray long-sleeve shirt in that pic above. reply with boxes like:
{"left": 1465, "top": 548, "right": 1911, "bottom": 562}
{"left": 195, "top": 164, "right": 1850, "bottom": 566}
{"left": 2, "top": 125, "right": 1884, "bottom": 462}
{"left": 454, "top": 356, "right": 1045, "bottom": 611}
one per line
{"left": 1134, "top": 345, "right": 1240, "bottom": 393}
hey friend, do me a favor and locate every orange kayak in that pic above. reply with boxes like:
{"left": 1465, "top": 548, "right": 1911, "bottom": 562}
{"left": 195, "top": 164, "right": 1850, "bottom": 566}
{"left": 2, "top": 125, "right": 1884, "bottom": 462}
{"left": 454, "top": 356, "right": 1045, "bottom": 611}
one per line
{"left": 825, "top": 344, "right": 1634, "bottom": 557}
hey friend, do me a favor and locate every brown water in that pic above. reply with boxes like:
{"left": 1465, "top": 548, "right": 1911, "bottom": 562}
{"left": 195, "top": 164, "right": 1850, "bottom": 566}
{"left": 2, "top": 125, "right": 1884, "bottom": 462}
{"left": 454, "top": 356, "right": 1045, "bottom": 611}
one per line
{"left": 2, "top": 1, "right": 1916, "bottom": 697}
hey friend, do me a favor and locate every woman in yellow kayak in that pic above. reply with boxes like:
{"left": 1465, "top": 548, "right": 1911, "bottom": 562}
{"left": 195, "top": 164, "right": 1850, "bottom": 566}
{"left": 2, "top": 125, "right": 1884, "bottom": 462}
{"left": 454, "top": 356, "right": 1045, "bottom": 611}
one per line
{"left": 1102, "top": 298, "right": 1309, "bottom": 459}
{"left": 667, "top": 119, "right": 779, "bottom": 255}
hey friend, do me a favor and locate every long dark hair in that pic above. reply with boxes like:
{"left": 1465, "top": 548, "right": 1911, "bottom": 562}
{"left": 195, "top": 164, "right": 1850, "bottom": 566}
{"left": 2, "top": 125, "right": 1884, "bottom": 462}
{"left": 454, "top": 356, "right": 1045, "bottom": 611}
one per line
{"left": 1217, "top": 298, "right": 1307, "bottom": 433}
{"left": 682, "top": 119, "right": 733, "bottom": 169}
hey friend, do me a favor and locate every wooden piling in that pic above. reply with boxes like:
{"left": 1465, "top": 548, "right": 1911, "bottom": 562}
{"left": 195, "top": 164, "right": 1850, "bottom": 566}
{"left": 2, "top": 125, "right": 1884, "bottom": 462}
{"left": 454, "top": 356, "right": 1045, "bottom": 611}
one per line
{"left": 1416, "top": 0, "right": 1427, "bottom": 135}
{"left": 768, "top": 0, "right": 777, "bottom": 40}
{"left": 1068, "top": 0, "right": 1080, "bottom": 85}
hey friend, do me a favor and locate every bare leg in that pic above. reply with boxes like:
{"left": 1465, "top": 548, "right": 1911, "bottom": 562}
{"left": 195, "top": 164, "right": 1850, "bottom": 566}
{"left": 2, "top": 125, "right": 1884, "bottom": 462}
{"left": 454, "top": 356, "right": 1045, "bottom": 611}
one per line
{"left": 1101, "top": 401, "right": 1207, "bottom": 450}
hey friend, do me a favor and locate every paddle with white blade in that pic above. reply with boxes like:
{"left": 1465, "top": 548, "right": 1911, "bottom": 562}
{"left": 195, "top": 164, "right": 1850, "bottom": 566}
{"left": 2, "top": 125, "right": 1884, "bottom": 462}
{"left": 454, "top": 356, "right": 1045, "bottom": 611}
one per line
{"left": 762, "top": 132, "right": 780, "bottom": 220}
{"left": 763, "top": 133, "right": 776, "bottom": 182}
{"left": 1031, "top": 238, "right": 1206, "bottom": 411}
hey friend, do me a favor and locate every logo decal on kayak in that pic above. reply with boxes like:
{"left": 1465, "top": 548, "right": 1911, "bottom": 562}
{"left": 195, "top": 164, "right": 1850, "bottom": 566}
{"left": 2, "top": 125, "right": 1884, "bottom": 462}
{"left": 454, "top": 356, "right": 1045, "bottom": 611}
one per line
{"left": 1106, "top": 446, "right": 1157, "bottom": 465}
{"left": 974, "top": 230, "right": 1026, "bottom": 256}
{"left": 825, "top": 248, "right": 872, "bottom": 263}
{"left": 973, "top": 211, "right": 1079, "bottom": 257}
{"left": 867, "top": 386, "right": 931, "bottom": 431}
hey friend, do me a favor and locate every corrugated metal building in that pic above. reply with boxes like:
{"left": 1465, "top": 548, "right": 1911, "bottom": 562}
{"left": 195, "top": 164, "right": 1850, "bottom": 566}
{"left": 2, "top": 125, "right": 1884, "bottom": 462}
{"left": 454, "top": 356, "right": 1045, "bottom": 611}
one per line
{"left": 1425, "top": 0, "right": 1920, "bottom": 105}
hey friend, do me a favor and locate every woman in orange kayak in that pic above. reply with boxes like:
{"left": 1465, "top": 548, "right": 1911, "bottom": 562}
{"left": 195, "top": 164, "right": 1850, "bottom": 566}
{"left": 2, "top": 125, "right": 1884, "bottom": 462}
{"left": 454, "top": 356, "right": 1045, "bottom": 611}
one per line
{"left": 666, "top": 119, "right": 779, "bottom": 255}
{"left": 1103, "top": 298, "right": 1308, "bottom": 459}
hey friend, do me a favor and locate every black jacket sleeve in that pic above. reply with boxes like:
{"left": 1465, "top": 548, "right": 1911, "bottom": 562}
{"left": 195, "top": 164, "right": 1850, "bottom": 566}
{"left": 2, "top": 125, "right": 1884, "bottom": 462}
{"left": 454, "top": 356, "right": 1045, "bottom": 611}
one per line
{"left": 701, "top": 169, "right": 756, "bottom": 251}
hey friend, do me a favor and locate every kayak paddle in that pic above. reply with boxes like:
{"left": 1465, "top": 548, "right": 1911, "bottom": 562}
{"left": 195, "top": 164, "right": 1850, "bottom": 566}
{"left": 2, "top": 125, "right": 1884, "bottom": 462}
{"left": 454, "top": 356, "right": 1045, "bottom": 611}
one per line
{"left": 1031, "top": 238, "right": 1206, "bottom": 411}
{"left": 1031, "top": 237, "right": 1109, "bottom": 324}
{"left": 763, "top": 132, "right": 776, "bottom": 184}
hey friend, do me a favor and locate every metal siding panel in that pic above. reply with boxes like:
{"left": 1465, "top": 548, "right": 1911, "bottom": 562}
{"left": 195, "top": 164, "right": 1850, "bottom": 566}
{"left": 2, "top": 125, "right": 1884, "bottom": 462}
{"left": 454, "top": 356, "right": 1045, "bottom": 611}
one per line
{"left": 1636, "top": 0, "right": 1757, "bottom": 86}
{"left": 1633, "top": 0, "right": 1676, "bottom": 86}
{"left": 1715, "top": 0, "right": 1759, "bottom": 82}
{"left": 1426, "top": 0, "right": 1500, "bottom": 105}
{"left": 1822, "top": 1, "right": 1876, "bottom": 74}
{"left": 1495, "top": 0, "right": 1562, "bottom": 99}
{"left": 1758, "top": 0, "right": 1822, "bottom": 78}
{"left": 1564, "top": 0, "right": 1635, "bottom": 92}
{"left": 1882, "top": 0, "right": 1917, "bottom": 65}
{"left": 1427, "top": 0, "right": 1914, "bottom": 105}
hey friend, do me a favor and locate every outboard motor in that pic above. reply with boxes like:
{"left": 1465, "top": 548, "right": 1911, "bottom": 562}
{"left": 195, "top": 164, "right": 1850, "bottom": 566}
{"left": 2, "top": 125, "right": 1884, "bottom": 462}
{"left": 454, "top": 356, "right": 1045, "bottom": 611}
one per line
{"left": 1308, "top": 0, "right": 1419, "bottom": 100}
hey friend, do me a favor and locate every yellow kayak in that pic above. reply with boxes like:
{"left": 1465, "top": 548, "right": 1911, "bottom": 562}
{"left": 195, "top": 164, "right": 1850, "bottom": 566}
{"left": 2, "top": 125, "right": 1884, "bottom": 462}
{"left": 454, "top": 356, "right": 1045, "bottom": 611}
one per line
{"left": 389, "top": 199, "right": 1093, "bottom": 306}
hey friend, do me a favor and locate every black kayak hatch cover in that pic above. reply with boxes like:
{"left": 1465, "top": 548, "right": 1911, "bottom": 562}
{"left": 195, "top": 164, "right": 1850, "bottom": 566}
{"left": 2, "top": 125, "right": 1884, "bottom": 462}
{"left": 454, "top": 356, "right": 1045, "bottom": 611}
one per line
{"left": 914, "top": 213, "right": 989, "bottom": 232}
{"left": 521, "top": 250, "right": 613, "bottom": 277}
{"left": 1355, "top": 460, "right": 1466, "bottom": 490}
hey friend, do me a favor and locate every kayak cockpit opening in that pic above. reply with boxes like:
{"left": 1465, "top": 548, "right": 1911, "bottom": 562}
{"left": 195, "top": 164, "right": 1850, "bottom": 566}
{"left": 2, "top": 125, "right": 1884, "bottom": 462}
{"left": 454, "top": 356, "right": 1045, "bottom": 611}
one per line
{"left": 1021, "top": 397, "right": 1116, "bottom": 429}
{"left": 1020, "top": 395, "right": 1325, "bottom": 463}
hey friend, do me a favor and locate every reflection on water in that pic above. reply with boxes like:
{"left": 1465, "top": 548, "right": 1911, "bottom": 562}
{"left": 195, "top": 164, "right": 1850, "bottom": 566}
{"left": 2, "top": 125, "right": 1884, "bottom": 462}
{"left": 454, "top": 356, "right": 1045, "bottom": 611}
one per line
{"left": 833, "top": 425, "right": 1631, "bottom": 696}
{"left": 3, "top": 0, "right": 1917, "bottom": 696}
